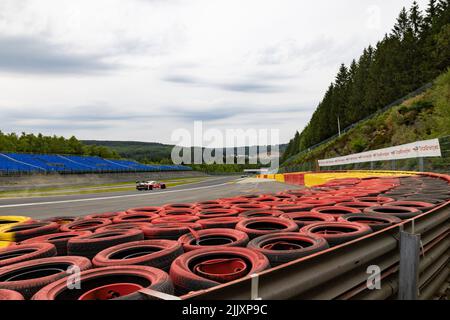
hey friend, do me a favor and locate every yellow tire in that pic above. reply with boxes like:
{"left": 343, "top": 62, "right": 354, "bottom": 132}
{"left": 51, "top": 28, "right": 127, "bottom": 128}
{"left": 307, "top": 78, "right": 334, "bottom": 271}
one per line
{"left": 0, "top": 241, "right": 15, "bottom": 248}
{"left": 0, "top": 216, "right": 31, "bottom": 227}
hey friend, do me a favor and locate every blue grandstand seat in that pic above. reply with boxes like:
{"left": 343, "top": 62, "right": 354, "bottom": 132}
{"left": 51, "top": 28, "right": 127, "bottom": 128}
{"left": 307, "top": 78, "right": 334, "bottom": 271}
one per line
{"left": 0, "top": 152, "right": 192, "bottom": 174}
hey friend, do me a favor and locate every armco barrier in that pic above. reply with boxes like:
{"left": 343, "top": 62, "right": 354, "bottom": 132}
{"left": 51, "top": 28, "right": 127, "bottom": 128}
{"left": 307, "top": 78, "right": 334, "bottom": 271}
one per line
{"left": 184, "top": 171, "right": 450, "bottom": 300}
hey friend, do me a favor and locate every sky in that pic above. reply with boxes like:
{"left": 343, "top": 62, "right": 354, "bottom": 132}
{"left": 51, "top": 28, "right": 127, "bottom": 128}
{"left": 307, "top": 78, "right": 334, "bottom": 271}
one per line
{"left": 0, "top": 0, "right": 429, "bottom": 147}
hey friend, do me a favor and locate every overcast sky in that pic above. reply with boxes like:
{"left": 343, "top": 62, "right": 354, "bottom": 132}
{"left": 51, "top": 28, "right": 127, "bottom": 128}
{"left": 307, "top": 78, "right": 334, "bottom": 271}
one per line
{"left": 0, "top": 0, "right": 428, "bottom": 147}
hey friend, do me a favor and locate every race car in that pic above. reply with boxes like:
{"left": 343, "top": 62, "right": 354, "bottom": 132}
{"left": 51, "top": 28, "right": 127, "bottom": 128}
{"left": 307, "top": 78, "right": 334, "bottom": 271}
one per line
{"left": 136, "top": 180, "right": 167, "bottom": 191}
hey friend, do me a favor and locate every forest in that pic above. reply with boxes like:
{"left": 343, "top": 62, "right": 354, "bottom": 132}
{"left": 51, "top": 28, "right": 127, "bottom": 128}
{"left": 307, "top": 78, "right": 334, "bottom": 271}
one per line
{"left": 282, "top": 0, "right": 450, "bottom": 163}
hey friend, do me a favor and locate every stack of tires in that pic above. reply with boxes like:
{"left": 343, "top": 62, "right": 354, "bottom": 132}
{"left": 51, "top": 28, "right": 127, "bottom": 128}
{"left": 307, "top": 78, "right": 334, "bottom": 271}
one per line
{"left": 0, "top": 175, "right": 448, "bottom": 299}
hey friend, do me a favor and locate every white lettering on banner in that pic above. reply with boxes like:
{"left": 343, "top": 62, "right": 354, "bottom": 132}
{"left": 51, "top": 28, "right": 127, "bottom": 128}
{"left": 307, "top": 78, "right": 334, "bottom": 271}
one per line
{"left": 318, "top": 139, "right": 442, "bottom": 167}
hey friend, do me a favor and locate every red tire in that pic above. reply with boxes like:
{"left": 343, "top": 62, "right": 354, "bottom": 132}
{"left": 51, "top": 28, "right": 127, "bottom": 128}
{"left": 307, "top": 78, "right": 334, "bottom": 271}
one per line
{"left": 95, "top": 222, "right": 151, "bottom": 233}
{"left": 126, "top": 207, "right": 162, "bottom": 214}
{"left": 42, "top": 216, "right": 80, "bottom": 225}
{"left": 33, "top": 265, "right": 173, "bottom": 300}
{"left": 21, "top": 231, "right": 91, "bottom": 256}
{"left": 170, "top": 247, "right": 270, "bottom": 295}
{"left": 159, "top": 209, "right": 197, "bottom": 217}
{"left": 163, "top": 203, "right": 196, "bottom": 210}
{"left": 254, "top": 195, "right": 279, "bottom": 203}
{"left": 280, "top": 212, "right": 336, "bottom": 228}
{"left": 112, "top": 212, "right": 159, "bottom": 224}
{"left": 247, "top": 232, "right": 329, "bottom": 266}
{"left": 195, "top": 204, "right": 230, "bottom": 210}
{"left": 0, "top": 243, "right": 57, "bottom": 267}
{"left": 239, "top": 210, "right": 284, "bottom": 219}
{"left": 336, "top": 202, "right": 378, "bottom": 209}
{"left": 178, "top": 229, "right": 249, "bottom": 252}
{"left": 311, "top": 206, "right": 361, "bottom": 218}
{"left": 355, "top": 196, "right": 395, "bottom": 204}
{"left": 0, "top": 256, "right": 91, "bottom": 299}
{"left": 195, "top": 200, "right": 222, "bottom": 206}
{"left": 196, "top": 209, "right": 239, "bottom": 219}
{"left": 197, "top": 217, "right": 242, "bottom": 229}
{"left": 152, "top": 216, "right": 200, "bottom": 224}
{"left": 0, "top": 222, "right": 60, "bottom": 242}
{"left": 236, "top": 218, "right": 299, "bottom": 239}
{"left": 93, "top": 240, "right": 183, "bottom": 271}
{"left": 0, "top": 289, "right": 24, "bottom": 300}
{"left": 142, "top": 223, "right": 202, "bottom": 240}
{"left": 67, "top": 229, "right": 144, "bottom": 259}
{"left": 296, "top": 199, "right": 337, "bottom": 207}
{"left": 84, "top": 212, "right": 126, "bottom": 220}
{"left": 271, "top": 204, "right": 315, "bottom": 213}
{"left": 230, "top": 204, "right": 271, "bottom": 213}
{"left": 60, "top": 218, "right": 111, "bottom": 232}
{"left": 386, "top": 201, "right": 436, "bottom": 213}
{"left": 363, "top": 206, "right": 423, "bottom": 219}
{"left": 300, "top": 222, "right": 372, "bottom": 246}
{"left": 338, "top": 213, "right": 402, "bottom": 231}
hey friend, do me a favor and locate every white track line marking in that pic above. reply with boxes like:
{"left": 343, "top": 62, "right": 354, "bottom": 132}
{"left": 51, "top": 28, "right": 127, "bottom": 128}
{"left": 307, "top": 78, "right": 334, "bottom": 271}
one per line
{"left": 0, "top": 180, "right": 233, "bottom": 208}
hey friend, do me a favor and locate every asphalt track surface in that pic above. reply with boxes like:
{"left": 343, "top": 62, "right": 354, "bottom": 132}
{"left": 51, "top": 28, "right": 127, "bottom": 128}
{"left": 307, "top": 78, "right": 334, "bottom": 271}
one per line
{"left": 0, "top": 176, "right": 299, "bottom": 220}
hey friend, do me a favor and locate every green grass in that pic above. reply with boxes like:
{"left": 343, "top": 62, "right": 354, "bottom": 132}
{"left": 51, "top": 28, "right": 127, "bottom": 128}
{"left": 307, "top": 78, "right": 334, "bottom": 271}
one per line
{"left": 0, "top": 177, "right": 208, "bottom": 199}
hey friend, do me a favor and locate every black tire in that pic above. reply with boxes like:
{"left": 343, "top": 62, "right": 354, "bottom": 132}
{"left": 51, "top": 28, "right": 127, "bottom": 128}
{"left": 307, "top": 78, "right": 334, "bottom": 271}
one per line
{"left": 93, "top": 240, "right": 183, "bottom": 272}
{"left": 363, "top": 206, "right": 423, "bottom": 219}
{"left": 338, "top": 213, "right": 402, "bottom": 231}
{"left": 32, "top": 266, "right": 174, "bottom": 300}
{"left": 67, "top": 229, "right": 144, "bottom": 259}
{"left": 0, "top": 256, "right": 92, "bottom": 299}
{"left": 300, "top": 222, "right": 372, "bottom": 246}
{"left": 21, "top": 231, "right": 91, "bottom": 256}
{"left": 0, "top": 243, "right": 57, "bottom": 267}
{"left": 0, "top": 222, "right": 60, "bottom": 242}
{"left": 247, "top": 232, "right": 329, "bottom": 266}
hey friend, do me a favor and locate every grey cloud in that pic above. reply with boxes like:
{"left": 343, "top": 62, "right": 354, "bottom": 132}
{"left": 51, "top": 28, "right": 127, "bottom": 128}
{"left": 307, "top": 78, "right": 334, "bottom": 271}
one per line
{"left": 163, "top": 74, "right": 285, "bottom": 93}
{"left": 0, "top": 35, "right": 118, "bottom": 75}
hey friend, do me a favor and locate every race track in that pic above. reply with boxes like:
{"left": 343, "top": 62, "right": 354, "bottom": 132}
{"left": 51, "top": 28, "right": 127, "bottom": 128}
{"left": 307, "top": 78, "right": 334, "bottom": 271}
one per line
{"left": 0, "top": 176, "right": 299, "bottom": 219}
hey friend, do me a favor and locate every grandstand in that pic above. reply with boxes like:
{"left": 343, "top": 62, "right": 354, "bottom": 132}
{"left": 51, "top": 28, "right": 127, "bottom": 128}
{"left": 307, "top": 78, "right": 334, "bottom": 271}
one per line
{"left": 0, "top": 153, "right": 191, "bottom": 174}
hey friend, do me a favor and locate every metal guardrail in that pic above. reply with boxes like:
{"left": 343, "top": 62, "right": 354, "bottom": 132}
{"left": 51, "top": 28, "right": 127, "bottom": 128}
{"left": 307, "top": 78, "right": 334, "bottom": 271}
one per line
{"left": 182, "top": 192, "right": 449, "bottom": 300}
{"left": 283, "top": 82, "right": 433, "bottom": 166}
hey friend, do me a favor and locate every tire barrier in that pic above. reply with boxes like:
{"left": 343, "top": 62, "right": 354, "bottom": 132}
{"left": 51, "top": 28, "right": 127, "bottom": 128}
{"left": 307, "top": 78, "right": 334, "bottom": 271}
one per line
{"left": 280, "top": 212, "right": 336, "bottom": 228}
{"left": 236, "top": 218, "right": 299, "bottom": 239}
{"left": 142, "top": 223, "right": 202, "bottom": 240}
{"left": 112, "top": 212, "right": 159, "bottom": 224}
{"left": 93, "top": 240, "right": 183, "bottom": 271}
{"left": 197, "top": 217, "right": 242, "bottom": 229}
{"left": 67, "top": 229, "right": 144, "bottom": 259}
{"left": 169, "top": 247, "right": 270, "bottom": 295}
{"left": 0, "top": 243, "right": 57, "bottom": 267}
{"left": 33, "top": 266, "right": 174, "bottom": 300}
{"left": 239, "top": 210, "right": 284, "bottom": 219}
{"left": 22, "top": 231, "right": 91, "bottom": 256}
{"left": 0, "top": 222, "right": 60, "bottom": 242}
{"left": 300, "top": 222, "right": 372, "bottom": 246}
{"left": 0, "top": 173, "right": 448, "bottom": 300}
{"left": 178, "top": 229, "right": 249, "bottom": 252}
{"left": 338, "top": 213, "right": 402, "bottom": 232}
{"left": 0, "top": 256, "right": 91, "bottom": 299}
{"left": 196, "top": 209, "right": 239, "bottom": 219}
{"left": 247, "top": 233, "right": 329, "bottom": 267}
{"left": 363, "top": 206, "right": 423, "bottom": 220}
{"left": 0, "top": 289, "right": 25, "bottom": 300}
{"left": 60, "top": 218, "right": 111, "bottom": 232}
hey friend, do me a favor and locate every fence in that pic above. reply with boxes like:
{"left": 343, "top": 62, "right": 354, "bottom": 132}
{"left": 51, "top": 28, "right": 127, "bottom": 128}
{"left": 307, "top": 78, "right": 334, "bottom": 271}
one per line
{"left": 281, "top": 135, "right": 450, "bottom": 174}
{"left": 283, "top": 82, "right": 433, "bottom": 166}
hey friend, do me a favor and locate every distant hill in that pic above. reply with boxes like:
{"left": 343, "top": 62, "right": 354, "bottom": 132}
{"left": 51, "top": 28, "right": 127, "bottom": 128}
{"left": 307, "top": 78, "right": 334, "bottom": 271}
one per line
{"left": 83, "top": 140, "right": 287, "bottom": 164}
